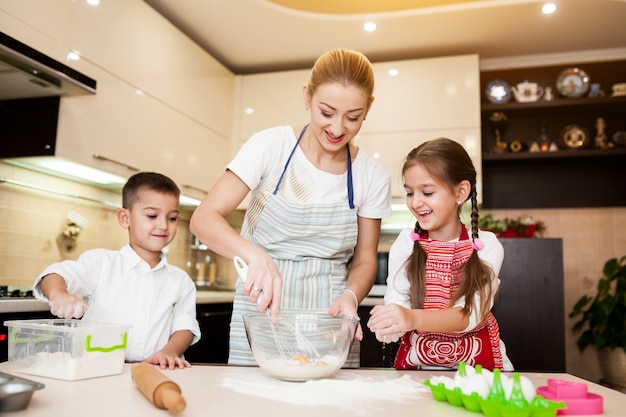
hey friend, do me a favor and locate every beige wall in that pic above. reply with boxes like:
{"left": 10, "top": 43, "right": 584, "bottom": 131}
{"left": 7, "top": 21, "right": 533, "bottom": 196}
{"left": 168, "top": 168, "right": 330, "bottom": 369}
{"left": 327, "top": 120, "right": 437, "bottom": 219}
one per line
{"left": 485, "top": 206, "right": 626, "bottom": 384}
{"left": 1, "top": 161, "right": 625, "bottom": 383}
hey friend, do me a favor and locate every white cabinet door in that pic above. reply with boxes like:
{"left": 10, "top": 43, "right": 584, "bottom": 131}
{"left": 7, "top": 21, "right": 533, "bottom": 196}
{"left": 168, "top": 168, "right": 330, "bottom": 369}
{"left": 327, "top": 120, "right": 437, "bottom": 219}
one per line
{"left": 365, "top": 54, "right": 480, "bottom": 134}
{"left": 70, "top": 0, "right": 235, "bottom": 139}
{"left": 57, "top": 59, "right": 229, "bottom": 196}
{"left": 236, "top": 70, "right": 310, "bottom": 143}
{"left": 357, "top": 128, "right": 482, "bottom": 201}
{"left": 1, "top": 0, "right": 234, "bottom": 195}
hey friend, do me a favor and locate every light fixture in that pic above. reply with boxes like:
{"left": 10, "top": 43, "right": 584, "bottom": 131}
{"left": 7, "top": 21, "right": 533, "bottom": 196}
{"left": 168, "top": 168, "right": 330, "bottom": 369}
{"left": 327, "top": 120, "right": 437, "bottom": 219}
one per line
{"left": 244, "top": 107, "right": 254, "bottom": 115}
{"left": 38, "top": 159, "right": 127, "bottom": 186}
{"left": 388, "top": 69, "right": 399, "bottom": 77}
{"left": 67, "top": 51, "right": 80, "bottom": 61}
{"left": 542, "top": 3, "right": 557, "bottom": 14}
{"left": 363, "top": 22, "right": 377, "bottom": 32}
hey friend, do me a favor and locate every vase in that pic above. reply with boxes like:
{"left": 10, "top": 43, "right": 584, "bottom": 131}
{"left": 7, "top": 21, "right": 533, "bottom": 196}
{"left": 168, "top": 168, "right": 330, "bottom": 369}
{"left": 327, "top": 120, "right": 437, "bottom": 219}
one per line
{"left": 599, "top": 347, "right": 626, "bottom": 387}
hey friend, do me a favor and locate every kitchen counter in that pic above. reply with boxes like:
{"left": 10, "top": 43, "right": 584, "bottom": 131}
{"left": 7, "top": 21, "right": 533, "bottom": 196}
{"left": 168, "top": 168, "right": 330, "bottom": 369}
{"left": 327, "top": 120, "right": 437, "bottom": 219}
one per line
{"left": 1, "top": 362, "right": 624, "bottom": 416}
{"left": 0, "top": 292, "right": 383, "bottom": 313}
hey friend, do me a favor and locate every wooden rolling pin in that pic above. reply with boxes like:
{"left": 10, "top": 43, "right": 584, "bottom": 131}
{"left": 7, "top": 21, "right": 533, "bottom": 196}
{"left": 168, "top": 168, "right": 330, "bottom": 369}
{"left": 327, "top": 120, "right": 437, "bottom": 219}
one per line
{"left": 131, "top": 363, "right": 186, "bottom": 414}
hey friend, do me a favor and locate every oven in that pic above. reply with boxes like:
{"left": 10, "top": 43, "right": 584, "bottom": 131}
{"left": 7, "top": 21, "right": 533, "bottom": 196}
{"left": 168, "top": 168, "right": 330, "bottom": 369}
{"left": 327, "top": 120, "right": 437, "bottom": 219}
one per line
{"left": 368, "top": 251, "right": 388, "bottom": 297}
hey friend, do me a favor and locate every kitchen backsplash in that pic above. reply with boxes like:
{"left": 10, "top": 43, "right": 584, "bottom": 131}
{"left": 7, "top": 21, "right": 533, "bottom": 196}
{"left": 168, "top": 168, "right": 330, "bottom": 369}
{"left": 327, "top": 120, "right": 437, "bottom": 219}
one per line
{"left": 0, "top": 161, "right": 238, "bottom": 289}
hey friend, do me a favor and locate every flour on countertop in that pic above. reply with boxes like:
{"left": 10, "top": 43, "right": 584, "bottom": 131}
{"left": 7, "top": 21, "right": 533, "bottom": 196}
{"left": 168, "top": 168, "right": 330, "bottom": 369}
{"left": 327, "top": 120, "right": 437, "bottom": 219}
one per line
{"left": 221, "top": 369, "right": 430, "bottom": 415}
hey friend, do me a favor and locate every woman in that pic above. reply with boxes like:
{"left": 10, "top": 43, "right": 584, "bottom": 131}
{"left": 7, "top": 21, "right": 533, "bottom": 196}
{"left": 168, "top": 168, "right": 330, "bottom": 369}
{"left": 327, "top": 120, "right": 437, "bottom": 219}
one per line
{"left": 189, "top": 48, "right": 392, "bottom": 365}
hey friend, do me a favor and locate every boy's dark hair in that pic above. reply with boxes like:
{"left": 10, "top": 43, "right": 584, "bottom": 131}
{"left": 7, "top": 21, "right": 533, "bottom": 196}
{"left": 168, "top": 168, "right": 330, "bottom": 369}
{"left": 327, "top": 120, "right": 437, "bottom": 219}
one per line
{"left": 122, "top": 172, "right": 180, "bottom": 209}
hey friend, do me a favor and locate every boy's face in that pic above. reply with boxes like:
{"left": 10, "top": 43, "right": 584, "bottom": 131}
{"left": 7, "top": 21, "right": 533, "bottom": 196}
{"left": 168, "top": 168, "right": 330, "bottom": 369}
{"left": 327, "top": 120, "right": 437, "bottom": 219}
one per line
{"left": 117, "top": 187, "right": 180, "bottom": 261}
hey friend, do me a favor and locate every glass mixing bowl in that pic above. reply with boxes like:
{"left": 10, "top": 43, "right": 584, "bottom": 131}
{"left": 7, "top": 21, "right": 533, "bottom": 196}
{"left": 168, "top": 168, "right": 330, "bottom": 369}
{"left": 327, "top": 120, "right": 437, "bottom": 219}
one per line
{"left": 243, "top": 312, "right": 359, "bottom": 381}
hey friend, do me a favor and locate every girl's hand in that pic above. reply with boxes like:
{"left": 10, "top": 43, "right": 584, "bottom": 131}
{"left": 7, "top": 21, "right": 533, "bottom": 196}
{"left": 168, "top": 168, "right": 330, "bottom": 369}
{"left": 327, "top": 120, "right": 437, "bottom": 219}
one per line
{"left": 367, "top": 304, "right": 412, "bottom": 343}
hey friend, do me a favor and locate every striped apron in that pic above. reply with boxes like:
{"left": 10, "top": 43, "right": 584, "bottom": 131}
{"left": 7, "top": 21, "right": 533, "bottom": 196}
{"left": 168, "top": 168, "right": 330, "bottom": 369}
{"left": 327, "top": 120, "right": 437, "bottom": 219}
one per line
{"left": 229, "top": 126, "right": 359, "bottom": 366}
{"left": 393, "top": 228, "right": 504, "bottom": 370}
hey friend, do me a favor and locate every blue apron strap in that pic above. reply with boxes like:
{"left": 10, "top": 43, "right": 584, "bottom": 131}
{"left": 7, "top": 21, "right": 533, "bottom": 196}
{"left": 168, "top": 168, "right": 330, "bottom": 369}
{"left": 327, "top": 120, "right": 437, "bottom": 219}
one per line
{"left": 273, "top": 125, "right": 308, "bottom": 195}
{"left": 273, "top": 124, "right": 355, "bottom": 210}
{"left": 346, "top": 144, "right": 354, "bottom": 209}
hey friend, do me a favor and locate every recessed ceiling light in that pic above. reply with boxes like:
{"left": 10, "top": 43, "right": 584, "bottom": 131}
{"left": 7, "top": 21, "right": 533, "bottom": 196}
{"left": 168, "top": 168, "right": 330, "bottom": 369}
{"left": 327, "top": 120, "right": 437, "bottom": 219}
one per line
{"left": 67, "top": 51, "right": 80, "bottom": 61}
{"left": 244, "top": 107, "right": 254, "bottom": 114}
{"left": 388, "top": 69, "right": 399, "bottom": 76}
{"left": 542, "top": 3, "right": 557, "bottom": 14}
{"left": 363, "top": 22, "right": 377, "bottom": 32}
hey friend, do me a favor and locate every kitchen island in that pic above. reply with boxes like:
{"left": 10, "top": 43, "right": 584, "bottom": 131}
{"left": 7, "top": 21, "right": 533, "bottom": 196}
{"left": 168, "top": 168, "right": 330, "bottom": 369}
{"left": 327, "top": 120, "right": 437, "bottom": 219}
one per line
{"left": 1, "top": 363, "right": 624, "bottom": 416}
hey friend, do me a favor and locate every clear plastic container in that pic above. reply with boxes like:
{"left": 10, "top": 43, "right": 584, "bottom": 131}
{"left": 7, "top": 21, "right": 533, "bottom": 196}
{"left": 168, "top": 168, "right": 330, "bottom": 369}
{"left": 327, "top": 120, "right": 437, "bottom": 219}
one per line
{"left": 4, "top": 319, "right": 129, "bottom": 380}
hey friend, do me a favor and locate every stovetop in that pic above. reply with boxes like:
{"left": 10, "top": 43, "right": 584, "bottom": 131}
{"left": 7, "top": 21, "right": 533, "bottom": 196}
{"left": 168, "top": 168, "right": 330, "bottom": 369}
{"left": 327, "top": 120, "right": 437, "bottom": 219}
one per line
{"left": 0, "top": 286, "right": 35, "bottom": 299}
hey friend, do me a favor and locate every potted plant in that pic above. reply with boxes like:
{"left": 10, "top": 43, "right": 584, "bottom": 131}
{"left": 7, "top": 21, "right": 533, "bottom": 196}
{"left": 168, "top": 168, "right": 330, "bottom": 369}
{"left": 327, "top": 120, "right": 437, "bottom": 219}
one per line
{"left": 569, "top": 255, "right": 626, "bottom": 386}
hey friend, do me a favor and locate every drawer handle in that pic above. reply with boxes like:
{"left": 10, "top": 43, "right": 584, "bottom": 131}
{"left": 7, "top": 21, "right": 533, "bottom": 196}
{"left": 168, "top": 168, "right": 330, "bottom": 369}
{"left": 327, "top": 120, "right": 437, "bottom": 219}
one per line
{"left": 92, "top": 154, "right": 140, "bottom": 172}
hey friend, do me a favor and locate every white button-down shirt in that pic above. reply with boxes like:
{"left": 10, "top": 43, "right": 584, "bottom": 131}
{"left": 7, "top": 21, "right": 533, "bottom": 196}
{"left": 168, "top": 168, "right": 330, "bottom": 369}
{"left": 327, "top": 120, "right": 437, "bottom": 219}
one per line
{"left": 34, "top": 244, "right": 200, "bottom": 362}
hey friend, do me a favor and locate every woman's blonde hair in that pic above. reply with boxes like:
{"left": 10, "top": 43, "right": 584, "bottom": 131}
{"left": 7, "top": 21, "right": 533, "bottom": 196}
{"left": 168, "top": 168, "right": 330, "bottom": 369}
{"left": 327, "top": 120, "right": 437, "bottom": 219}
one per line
{"left": 307, "top": 48, "right": 375, "bottom": 104}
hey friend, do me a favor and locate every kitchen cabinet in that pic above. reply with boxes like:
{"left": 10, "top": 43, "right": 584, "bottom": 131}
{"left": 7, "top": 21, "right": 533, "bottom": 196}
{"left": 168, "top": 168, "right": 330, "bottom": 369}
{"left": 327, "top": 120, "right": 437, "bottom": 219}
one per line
{"left": 356, "top": 128, "right": 482, "bottom": 199}
{"left": 358, "top": 306, "right": 399, "bottom": 368}
{"left": 234, "top": 69, "right": 310, "bottom": 143}
{"left": 0, "top": 0, "right": 235, "bottom": 196}
{"left": 0, "top": 310, "right": 55, "bottom": 362}
{"left": 493, "top": 238, "right": 565, "bottom": 372}
{"left": 364, "top": 54, "right": 480, "bottom": 134}
{"left": 480, "top": 59, "right": 626, "bottom": 208}
{"left": 184, "top": 302, "right": 232, "bottom": 364}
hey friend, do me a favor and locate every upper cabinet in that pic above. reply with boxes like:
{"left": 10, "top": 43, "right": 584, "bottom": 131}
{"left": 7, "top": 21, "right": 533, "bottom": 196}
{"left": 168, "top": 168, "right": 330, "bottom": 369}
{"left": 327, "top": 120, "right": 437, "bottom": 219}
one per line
{"left": 364, "top": 54, "right": 480, "bottom": 134}
{"left": 235, "top": 55, "right": 481, "bottom": 200}
{"left": 0, "top": 0, "right": 235, "bottom": 197}
{"left": 480, "top": 59, "right": 626, "bottom": 208}
{"left": 360, "top": 55, "right": 481, "bottom": 199}
{"left": 234, "top": 69, "right": 310, "bottom": 144}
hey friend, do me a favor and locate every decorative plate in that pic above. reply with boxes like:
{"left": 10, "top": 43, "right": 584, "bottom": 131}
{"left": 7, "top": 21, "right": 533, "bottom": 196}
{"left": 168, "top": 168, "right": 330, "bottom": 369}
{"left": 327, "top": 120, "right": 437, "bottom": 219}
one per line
{"left": 561, "top": 124, "right": 589, "bottom": 149}
{"left": 485, "top": 79, "right": 512, "bottom": 104}
{"left": 556, "top": 68, "right": 590, "bottom": 98}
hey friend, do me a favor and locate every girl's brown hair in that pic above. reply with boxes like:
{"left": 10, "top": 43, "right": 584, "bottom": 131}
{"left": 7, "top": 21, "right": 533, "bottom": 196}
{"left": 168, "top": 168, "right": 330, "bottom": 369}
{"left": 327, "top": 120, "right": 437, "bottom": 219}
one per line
{"left": 403, "top": 138, "right": 495, "bottom": 322}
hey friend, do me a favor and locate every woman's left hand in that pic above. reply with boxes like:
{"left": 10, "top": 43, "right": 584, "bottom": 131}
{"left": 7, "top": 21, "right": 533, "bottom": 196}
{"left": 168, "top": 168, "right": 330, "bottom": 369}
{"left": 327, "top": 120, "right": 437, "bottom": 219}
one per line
{"left": 328, "top": 292, "right": 362, "bottom": 341}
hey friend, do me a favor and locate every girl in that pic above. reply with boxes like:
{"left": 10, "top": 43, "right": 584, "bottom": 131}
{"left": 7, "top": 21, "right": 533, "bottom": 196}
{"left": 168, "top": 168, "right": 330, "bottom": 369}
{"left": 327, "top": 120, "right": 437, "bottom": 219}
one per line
{"left": 367, "top": 138, "right": 513, "bottom": 371}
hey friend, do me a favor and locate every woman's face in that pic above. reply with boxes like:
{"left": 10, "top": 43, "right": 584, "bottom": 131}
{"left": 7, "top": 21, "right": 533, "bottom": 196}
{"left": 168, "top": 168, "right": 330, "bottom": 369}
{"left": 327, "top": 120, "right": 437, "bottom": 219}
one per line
{"left": 403, "top": 163, "right": 467, "bottom": 241}
{"left": 304, "top": 82, "right": 372, "bottom": 153}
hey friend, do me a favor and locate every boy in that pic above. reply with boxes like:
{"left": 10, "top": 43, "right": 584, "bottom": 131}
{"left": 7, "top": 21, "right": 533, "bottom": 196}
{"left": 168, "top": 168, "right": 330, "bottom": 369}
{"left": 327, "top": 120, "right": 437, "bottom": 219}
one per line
{"left": 33, "top": 172, "right": 201, "bottom": 369}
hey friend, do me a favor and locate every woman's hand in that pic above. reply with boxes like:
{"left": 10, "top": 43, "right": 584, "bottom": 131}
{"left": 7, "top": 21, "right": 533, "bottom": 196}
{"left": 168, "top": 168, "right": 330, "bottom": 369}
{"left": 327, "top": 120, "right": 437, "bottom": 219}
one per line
{"left": 367, "top": 304, "right": 413, "bottom": 343}
{"left": 243, "top": 254, "right": 283, "bottom": 317}
{"left": 329, "top": 291, "right": 362, "bottom": 340}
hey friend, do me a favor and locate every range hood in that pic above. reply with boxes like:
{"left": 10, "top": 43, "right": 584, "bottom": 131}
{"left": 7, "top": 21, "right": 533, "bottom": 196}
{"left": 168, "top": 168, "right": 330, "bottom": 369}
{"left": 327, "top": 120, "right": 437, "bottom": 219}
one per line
{"left": 0, "top": 31, "right": 96, "bottom": 100}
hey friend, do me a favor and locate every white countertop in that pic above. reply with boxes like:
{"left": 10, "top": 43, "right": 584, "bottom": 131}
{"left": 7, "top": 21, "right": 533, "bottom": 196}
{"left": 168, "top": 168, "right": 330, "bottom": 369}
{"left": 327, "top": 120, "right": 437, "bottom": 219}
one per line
{"left": 1, "top": 292, "right": 383, "bottom": 313}
{"left": 1, "top": 362, "right": 624, "bottom": 417}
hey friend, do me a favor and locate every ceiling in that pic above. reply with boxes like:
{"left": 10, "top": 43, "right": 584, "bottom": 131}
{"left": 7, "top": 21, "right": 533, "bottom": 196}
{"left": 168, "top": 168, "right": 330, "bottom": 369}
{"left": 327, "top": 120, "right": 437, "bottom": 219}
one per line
{"left": 143, "top": 0, "right": 626, "bottom": 75}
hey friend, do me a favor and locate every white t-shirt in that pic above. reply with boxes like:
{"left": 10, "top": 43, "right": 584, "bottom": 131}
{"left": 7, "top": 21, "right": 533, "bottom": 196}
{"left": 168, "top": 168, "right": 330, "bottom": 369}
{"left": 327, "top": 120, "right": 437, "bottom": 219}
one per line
{"left": 33, "top": 244, "right": 201, "bottom": 362}
{"left": 227, "top": 126, "right": 392, "bottom": 236}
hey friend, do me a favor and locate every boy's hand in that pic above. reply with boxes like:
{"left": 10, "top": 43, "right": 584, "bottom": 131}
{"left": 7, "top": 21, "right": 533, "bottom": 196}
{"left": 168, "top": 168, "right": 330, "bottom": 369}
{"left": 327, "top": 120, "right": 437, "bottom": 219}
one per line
{"left": 49, "top": 293, "right": 86, "bottom": 319}
{"left": 143, "top": 350, "right": 191, "bottom": 370}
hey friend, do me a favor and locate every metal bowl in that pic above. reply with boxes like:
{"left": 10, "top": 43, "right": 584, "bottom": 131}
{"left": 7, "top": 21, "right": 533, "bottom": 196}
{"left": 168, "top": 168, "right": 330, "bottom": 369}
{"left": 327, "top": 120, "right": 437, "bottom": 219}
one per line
{"left": 243, "top": 312, "right": 359, "bottom": 381}
{"left": 0, "top": 372, "right": 45, "bottom": 412}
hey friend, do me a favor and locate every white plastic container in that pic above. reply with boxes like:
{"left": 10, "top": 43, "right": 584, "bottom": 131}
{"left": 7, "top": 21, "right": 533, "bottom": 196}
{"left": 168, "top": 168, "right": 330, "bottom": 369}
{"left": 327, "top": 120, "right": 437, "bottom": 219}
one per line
{"left": 4, "top": 319, "right": 129, "bottom": 381}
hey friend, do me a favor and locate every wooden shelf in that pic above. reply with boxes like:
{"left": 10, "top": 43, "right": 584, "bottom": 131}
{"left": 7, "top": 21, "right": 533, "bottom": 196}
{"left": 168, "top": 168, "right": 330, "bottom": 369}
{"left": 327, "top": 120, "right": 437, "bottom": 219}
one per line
{"left": 480, "top": 59, "right": 626, "bottom": 209}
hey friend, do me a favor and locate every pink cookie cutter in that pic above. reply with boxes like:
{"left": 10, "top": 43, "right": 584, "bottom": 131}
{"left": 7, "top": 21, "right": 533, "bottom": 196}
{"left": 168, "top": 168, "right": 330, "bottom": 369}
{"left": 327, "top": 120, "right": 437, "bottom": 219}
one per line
{"left": 536, "top": 378, "right": 603, "bottom": 415}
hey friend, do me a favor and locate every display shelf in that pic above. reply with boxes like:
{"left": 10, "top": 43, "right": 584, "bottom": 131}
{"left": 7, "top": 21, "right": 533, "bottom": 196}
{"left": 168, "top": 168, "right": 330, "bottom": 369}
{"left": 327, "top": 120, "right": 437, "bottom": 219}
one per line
{"left": 480, "top": 59, "right": 626, "bottom": 209}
